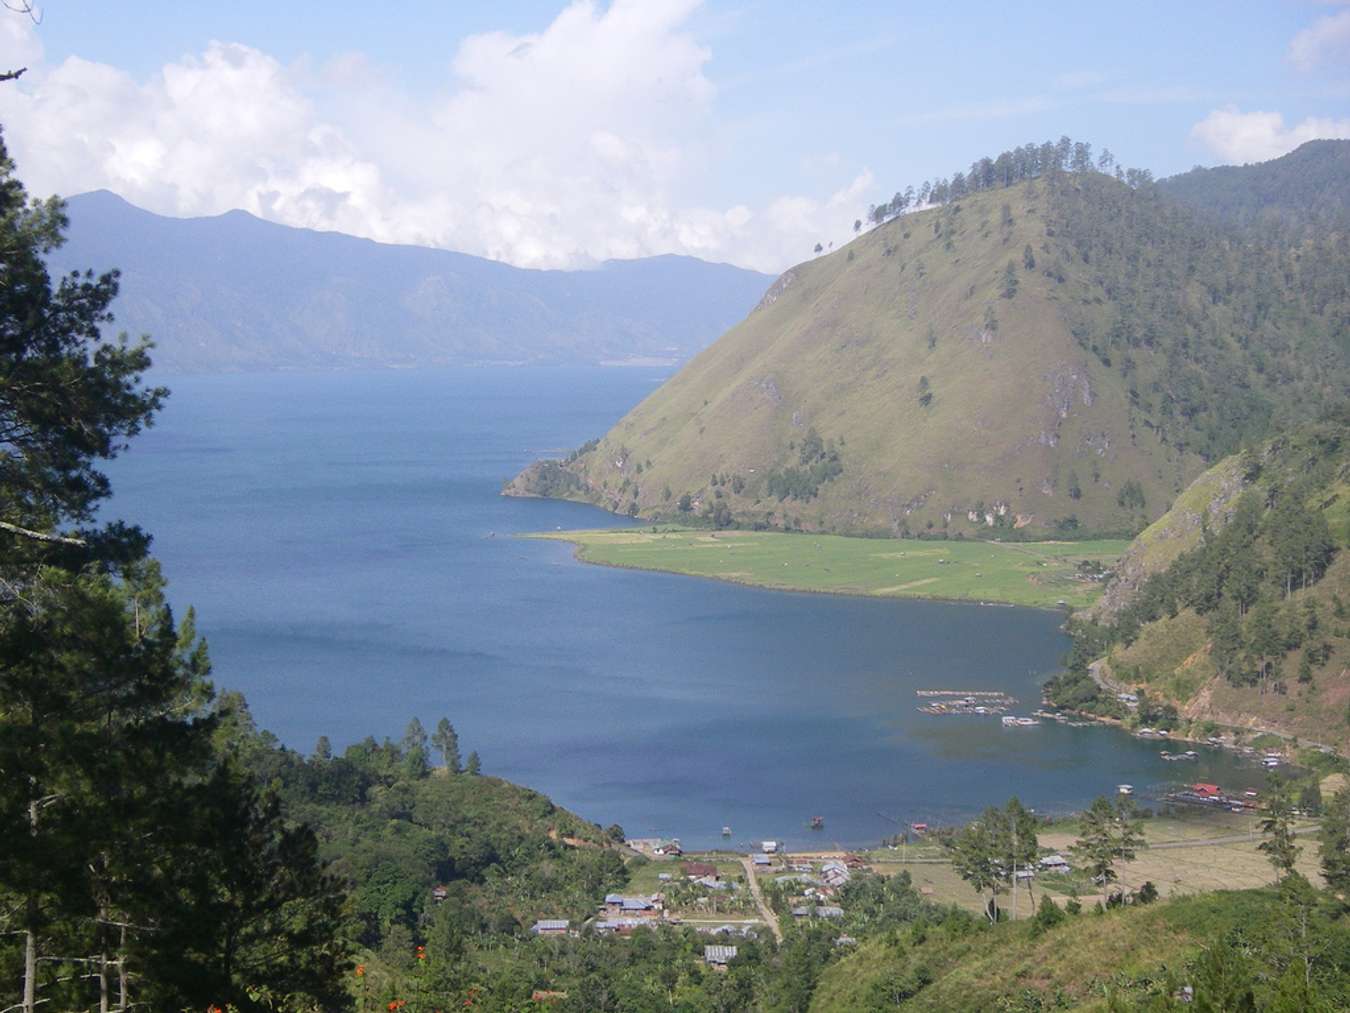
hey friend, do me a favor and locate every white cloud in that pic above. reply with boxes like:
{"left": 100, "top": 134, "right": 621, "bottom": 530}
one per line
{"left": 1289, "top": 8, "right": 1350, "bottom": 71}
{"left": 0, "top": 1, "right": 871, "bottom": 272}
{"left": 1190, "top": 105, "right": 1350, "bottom": 163}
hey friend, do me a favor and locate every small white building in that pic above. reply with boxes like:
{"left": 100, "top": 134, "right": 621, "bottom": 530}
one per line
{"left": 531, "top": 919, "right": 570, "bottom": 936}
{"left": 704, "top": 945, "right": 738, "bottom": 967}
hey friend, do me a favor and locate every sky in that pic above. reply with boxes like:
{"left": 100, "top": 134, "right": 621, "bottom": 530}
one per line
{"left": 1, "top": 1, "right": 1348, "bottom": 273}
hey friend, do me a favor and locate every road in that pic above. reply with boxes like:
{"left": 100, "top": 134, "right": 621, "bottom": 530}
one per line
{"left": 739, "top": 857, "right": 783, "bottom": 944}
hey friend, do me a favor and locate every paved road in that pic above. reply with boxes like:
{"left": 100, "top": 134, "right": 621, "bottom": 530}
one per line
{"left": 739, "top": 857, "right": 783, "bottom": 944}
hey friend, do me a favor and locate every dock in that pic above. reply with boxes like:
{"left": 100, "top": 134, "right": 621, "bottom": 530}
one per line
{"left": 916, "top": 690, "right": 1019, "bottom": 716}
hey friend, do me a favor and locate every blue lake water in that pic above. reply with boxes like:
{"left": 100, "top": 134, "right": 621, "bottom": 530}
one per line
{"left": 105, "top": 367, "right": 1263, "bottom": 849}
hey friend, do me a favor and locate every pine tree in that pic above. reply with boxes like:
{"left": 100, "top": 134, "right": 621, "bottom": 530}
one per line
{"left": 465, "top": 751, "right": 482, "bottom": 775}
{"left": 0, "top": 132, "right": 346, "bottom": 1011}
{"left": 0, "top": 134, "right": 164, "bottom": 553}
{"left": 951, "top": 810, "right": 1003, "bottom": 922}
{"left": 1070, "top": 796, "right": 1144, "bottom": 889}
{"left": 1319, "top": 789, "right": 1350, "bottom": 897}
{"left": 1209, "top": 599, "right": 1245, "bottom": 683}
{"left": 999, "top": 797, "right": 1040, "bottom": 916}
{"left": 1247, "top": 598, "right": 1283, "bottom": 693}
{"left": 1259, "top": 789, "right": 1302, "bottom": 879}
{"left": 433, "top": 717, "right": 462, "bottom": 773}
{"left": 144, "top": 764, "right": 348, "bottom": 1008}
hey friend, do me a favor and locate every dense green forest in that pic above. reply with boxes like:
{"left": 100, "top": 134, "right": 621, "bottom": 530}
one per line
{"left": 1158, "top": 139, "right": 1350, "bottom": 232}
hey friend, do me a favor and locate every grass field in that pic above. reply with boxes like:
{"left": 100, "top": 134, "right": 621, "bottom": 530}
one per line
{"left": 863, "top": 810, "right": 1323, "bottom": 918}
{"left": 533, "top": 527, "right": 1129, "bottom": 608}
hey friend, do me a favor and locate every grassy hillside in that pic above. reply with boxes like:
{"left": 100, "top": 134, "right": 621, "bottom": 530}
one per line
{"left": 536, "top": 527, "right": 1126, "bottom": 608}
{"left": 1050, "top": 418, "right": 1350, "bottom": 751}
{"left": 508, "top": 145, "right": 1349, "bottom": 539}
{"left": 810, "top": 888, "right": 1347, "bottom": 1011}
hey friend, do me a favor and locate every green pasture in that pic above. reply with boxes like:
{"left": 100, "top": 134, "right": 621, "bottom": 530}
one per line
{"left": 531, "top": 527, "right": 1129, "bottom": 608}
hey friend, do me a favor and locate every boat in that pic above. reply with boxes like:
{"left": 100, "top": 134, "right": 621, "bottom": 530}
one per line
{"left": 810, "top": 815, "right": 824, "bottom": 830}
{"left": 1001, "top": 716, "right": 1018, "bottom": 726}
{"left": 1117, "top": 784, "right": 1134, "bottom": 795}
{"left": 722, "top": 826, "right": 732, "bottom": 837}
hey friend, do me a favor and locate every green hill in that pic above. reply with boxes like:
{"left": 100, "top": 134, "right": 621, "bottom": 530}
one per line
{"left": 809, "top": 887, "right": 1348, "bottom": 1011}
{"left": 508, "top": 141, "right": 1350, "bottom": 539}
{"left": 1048, "top": 416, "right": 1350, "bottom": 751}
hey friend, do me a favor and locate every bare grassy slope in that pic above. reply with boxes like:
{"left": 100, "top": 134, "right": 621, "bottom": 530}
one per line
{"left": 511, "top": 179, "right": 1196, "bottom": 536}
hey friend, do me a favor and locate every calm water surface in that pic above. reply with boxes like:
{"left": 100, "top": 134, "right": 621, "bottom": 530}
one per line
{"left": 106, "top": 367, "right": 1263, "bottom": 849}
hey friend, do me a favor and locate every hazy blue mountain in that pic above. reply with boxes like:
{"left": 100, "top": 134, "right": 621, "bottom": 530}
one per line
{"left": 48, "top": 191, "right": 775, "bottom": 372}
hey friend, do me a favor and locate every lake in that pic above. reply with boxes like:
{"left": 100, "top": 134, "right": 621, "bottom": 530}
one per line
{"left": 106, "top": 366, "right": 1263, "bottom": 850}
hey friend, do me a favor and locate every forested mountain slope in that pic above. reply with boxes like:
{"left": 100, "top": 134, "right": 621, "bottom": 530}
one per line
{"left": 1048, "top": 416, "right": 1350, "bottom": 750}
{"left": 47, "top": 191, "right": 774, "bottom": 372}
{"left": 509, "top": 141, "right": 1350, "bottom": 537}
{"left": 1159, "top": 138, "right": 1350, "bottom": 230}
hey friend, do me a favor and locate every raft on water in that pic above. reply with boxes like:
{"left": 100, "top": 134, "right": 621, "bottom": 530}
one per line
{"left": 916, "top": 690, "right": 1018, "bottom": 716}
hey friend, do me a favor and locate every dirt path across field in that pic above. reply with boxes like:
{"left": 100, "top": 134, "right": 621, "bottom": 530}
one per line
{"left": 740, "top": 857, "right": 782, "bottom": 944}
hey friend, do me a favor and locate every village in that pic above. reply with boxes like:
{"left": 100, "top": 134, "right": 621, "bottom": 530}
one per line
{"left": 509, "top": 769, "right": 1337, "bottom": 972}
{"left": 523, "top": 837, "right": 878, "bottom": 969}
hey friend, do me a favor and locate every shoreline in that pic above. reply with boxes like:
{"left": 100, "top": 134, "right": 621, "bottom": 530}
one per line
{"left": 1052, "top": 704, "right": 1343, "bottom": 764}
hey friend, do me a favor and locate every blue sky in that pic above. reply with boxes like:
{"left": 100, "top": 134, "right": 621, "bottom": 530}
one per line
{"left": 2, "top": 1, "right": 1347, "bottom": 270}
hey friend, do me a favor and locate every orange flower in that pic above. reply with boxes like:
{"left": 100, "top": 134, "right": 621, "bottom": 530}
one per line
{"left": 355, "top": 964, "right": 366, "bottom": 977}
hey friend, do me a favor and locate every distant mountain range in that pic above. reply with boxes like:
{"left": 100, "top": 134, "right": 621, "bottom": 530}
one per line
{"left": 46, "top": 191, "right": 775, "bottom": 372}
{"left": 508, "top": 140, "right": 1350, "bottom": 538}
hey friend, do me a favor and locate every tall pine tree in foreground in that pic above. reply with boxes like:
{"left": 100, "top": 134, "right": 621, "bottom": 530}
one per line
{"left": 0, "top": 128, "right": 347, "bottom": 1011}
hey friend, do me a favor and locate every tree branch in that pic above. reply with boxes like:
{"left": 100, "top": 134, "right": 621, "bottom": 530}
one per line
{"left": 0, "top": 521, "right": 86, "bottom": 546}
